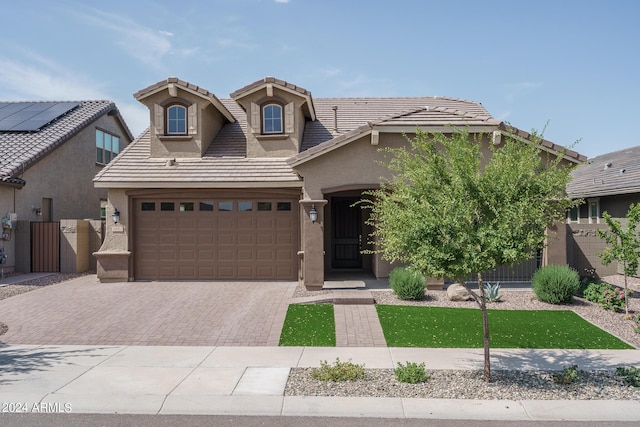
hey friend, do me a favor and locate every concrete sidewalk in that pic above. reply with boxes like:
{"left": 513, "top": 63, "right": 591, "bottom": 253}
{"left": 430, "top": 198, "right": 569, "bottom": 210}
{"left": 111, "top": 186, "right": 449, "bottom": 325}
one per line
{"left": 0, "top": 344, "right": 639, "bottom": 420}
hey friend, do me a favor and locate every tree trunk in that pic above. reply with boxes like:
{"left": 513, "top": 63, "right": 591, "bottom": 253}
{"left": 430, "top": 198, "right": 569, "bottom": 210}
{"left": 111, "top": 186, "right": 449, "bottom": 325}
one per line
{"left": 623, "top": 262, "right": 629, "bottom": 315}
{"left": 478, "top": 272, "right": 491, "bottom": 382}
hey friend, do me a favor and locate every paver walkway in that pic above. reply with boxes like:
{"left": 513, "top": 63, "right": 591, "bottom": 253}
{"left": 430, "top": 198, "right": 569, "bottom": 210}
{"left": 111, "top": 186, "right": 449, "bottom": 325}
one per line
{"left": 0, "top": 275, "right": 297, "bottom": 346}
{"left": 334, "top": 304, "right": 386, "bottom": 347}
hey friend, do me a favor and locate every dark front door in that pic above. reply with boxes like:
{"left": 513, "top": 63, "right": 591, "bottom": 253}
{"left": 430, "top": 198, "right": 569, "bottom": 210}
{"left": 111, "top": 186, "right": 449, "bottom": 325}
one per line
{"left": 331, "top": 197, "right": 362, "bottom": 268}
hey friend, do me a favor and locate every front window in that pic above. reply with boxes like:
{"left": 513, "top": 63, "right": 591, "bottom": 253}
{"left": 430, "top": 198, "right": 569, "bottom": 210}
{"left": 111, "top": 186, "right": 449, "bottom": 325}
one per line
{"left": 263, "top": 104, "right": 283, "bottom": 134}
{"left": 167, "top": 105, "right": 187, "bottom": 135}
{"left": 569, "top": 206, "right": 579, "bottom": 223}
{"left": 96, "top": 129, "right": 120, "bottom": 164}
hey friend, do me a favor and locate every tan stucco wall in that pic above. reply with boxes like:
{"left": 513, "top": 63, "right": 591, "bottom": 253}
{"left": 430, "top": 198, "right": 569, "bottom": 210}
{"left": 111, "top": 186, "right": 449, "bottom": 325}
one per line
{"left": 0, "top": 113, "right": 129, "bottom": 272}
{"left": 234, "top": 87, "right": 305, "bottom": 158}
{"left": 140, "top": 89, "right": 226, "bottom": 158}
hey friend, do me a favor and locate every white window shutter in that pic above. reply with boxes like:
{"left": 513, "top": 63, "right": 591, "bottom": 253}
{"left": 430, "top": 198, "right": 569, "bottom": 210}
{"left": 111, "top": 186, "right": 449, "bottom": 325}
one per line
{"left": 285, "top": 102, "right": 294, "bottom": 134}
{"left": 188, "top": 103, "right": 198, "bottom": 134}
{"left": 154, "top": 104, "right": 164, "bottom": 133}
{"left": 250, "top": 102, "right": 260, "bottom": 133}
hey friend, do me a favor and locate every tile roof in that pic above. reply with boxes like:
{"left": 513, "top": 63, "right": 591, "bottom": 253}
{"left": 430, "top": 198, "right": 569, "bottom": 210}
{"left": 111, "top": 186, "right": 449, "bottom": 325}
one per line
{"left": 93, "top": 129, "right": 301, "bottom": 187}
{"left": 0, "top": 100, "right": 129, "bottom": 187}
{"left": 96, "top": 81, "right": 585, "bottom": 187}
{"left": 230, "top": 76, "right": 312, "bottom": 99}
{"left": 567, "top": 145, "right": 640, "bottom": 198}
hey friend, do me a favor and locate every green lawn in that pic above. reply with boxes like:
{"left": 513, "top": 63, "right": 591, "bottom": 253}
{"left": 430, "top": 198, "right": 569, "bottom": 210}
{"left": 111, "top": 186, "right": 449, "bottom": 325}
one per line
{"left": 376, "top": 305, "right": 633, "bottom": 349}
{"left": 279, "top": 304, "right": 336, "bottom": 346}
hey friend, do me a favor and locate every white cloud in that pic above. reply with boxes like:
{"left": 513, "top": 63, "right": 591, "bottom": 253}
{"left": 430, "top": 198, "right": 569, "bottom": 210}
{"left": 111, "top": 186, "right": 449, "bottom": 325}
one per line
{"left": 159, "top": 30, "right": 174, "bottom": 37}
{"left": 0, "top": 56, "right": 105, "bottom": 100}
{"left": 71, "top": 7, "right": 172, "bottom": 66}
{"left": 0, "top": 52, "right": 148, "bottom": 137}
{"left": 274, "top": 0, "right": 291, "bottom": 3}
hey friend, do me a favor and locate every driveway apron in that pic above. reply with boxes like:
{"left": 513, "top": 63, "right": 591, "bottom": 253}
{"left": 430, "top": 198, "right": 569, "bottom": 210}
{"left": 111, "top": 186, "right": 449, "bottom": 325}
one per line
{"left": 0, "top": 276, "right": 297, "bottom": 346}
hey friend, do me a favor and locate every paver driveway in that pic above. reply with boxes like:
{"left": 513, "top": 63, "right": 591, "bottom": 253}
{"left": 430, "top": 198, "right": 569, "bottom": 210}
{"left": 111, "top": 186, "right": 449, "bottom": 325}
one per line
{"left": 0, "top": 275, "right": 297, "bottom": 346}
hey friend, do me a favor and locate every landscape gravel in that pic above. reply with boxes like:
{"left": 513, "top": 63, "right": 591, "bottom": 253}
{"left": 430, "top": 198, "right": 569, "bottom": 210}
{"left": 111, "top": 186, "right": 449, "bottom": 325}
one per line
{"left": 287, "top": 276, "right": 640, "bottom": 400}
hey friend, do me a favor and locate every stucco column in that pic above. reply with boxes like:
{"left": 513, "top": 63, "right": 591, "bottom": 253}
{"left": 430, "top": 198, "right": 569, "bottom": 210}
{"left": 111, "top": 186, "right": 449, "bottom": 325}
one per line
{"left": 300, "top": 199, "right": 327, "bottom": 290}
{"left": 543, "top": 221, "right": 568, "bottom": 266}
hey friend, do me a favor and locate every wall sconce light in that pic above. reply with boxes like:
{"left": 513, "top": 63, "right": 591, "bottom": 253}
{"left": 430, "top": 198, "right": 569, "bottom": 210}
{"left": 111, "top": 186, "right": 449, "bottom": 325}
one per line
{"left": 32, "top": 206, "right": 42, "bottom": 216}
{"left": 112, "top": 208, "right": 120, "bottom": 224}
{"left": 309, "top": 204, "right": 318, "bottom": 223}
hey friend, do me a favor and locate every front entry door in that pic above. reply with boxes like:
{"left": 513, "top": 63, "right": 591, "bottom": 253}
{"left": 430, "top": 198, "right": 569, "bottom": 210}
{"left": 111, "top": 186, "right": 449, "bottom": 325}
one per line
{"left": 331, "top": 197, "right": 362, "bottom": 268}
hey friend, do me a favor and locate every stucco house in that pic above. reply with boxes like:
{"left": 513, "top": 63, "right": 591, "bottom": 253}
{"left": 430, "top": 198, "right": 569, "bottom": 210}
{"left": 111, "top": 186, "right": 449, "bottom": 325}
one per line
{"left": 567, "top": 145, "right": 640, "bottom": 277}
{"left": 93, "top": 77, "right": 585, "bottom": 288}
{"left": 0, "top": 101, "right": 133, "bottom": 273}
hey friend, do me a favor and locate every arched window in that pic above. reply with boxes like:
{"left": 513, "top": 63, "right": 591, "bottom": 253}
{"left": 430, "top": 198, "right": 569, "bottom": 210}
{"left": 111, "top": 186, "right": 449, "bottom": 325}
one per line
{"left": 167, "top": 105, "right": 187, "bottom": 135}
{"left": 262, "top": 104, "right": 283, "bottom": 134}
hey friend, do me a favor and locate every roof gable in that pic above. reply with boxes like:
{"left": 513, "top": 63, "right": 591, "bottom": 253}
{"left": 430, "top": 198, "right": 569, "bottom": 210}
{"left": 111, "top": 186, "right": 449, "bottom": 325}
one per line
{"left": 230, "top": 77, "right": 316, "bottom": 121}
{"left": 0, "top": 100, "right": 131, "bottom": 187}
{"left": 134, "top": 77, "right": 235, "bottom": 123}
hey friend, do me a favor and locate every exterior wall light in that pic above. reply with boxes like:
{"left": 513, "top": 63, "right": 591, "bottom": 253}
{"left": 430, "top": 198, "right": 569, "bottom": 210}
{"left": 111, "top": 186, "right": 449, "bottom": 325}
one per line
{"left": 309, "top": 205, "right": 318, "bottom": 223}
{"left": 112, "top": 208, "right": 120, "bottom": 224}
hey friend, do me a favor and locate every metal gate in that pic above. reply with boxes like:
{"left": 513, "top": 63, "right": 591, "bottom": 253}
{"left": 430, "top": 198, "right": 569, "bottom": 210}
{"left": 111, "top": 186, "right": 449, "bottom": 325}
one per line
{"left": 31, "top": 222, "right": 60, "bottom": 272}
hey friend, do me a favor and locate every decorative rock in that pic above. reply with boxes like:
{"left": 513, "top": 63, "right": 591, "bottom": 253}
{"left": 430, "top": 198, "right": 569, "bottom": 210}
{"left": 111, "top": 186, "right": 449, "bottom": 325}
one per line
{"left": 447, "top": 283, "right": 474, "bottom": 301}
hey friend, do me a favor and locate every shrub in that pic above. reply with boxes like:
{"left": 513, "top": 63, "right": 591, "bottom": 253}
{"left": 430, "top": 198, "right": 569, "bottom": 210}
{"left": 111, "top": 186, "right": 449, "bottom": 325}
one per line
{"left": 310, "top": 358, "right": 365, "bottom": 381}
{"left": 389, "top": 267, "right": 426, "bottom": 300}
{"left": 552, "top": 365, "right": 580, "bottom": 385}
{"left": 394, "top": 361, "right": 429, "bottom": 384}
{"left": 616, "top": 366, "right": 640, "bottom": 387}
{"left": 531, "top": 265, "right": 579, "bottom": 304}
{"left": 583, "top": 282, "right": 631, "bottom": 312}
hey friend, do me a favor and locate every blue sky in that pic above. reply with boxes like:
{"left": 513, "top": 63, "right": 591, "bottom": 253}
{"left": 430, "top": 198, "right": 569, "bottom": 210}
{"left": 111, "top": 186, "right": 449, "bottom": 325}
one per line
{"left": 1, "top": 0, "right": 638, "bottom": 158}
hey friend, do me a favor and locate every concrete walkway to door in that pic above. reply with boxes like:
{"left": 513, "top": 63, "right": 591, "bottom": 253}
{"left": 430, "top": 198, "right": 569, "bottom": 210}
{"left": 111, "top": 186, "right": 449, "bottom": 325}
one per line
{"left": 0, "top": 275, "right": 297, "bottom": 346}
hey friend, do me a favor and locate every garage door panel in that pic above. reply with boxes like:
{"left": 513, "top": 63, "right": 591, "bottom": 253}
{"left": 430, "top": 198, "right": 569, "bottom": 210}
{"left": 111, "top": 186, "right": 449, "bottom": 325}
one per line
{"left": 237, "top": 250, "right": 254, "bottom": 261}
{"left": 218, "top": 234, "right": 235, "bottom": 244}
{"left": 256, "top": 250, "right": 274, "bottom": 260}
{"left": 276, "top": 233, "right": 293, "bottom": 244}
{"left": 237, "top": 233, "right": 254, "bottom": 245}
{"left": 135, "top": 196, "right": 298, "bottom": 280}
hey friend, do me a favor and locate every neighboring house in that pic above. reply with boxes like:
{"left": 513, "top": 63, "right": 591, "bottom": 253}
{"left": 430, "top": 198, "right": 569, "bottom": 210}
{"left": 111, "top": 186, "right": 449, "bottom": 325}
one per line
{"left": 0, "top": 101, "right": 133, "bottom": 273}
{"left": 93, "top": 77, "right": 585, "bottom": 288}
{"left": 566, "top": 145, "right": 640, "bottom": 277}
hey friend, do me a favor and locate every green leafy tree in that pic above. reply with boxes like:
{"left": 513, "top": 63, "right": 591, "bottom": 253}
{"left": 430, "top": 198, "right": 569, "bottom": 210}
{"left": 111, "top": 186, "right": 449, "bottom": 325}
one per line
{"left": 597, "top": 203, "right": 640, "bottom": 315}
{"left": 364, "top": 128, "right": 576, "bottom": 382}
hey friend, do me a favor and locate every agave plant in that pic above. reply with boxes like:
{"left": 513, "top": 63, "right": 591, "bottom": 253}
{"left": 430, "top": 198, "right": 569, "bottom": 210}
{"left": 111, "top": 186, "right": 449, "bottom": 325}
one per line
{"left": 483, "top": 281, "right": 501, "bottom": 302}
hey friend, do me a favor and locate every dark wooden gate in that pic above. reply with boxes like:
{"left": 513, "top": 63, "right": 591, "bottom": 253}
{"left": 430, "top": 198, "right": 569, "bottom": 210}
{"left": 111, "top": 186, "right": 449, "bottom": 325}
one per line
{"left": 31, "top": 222, "right": 60, "bottom": 272}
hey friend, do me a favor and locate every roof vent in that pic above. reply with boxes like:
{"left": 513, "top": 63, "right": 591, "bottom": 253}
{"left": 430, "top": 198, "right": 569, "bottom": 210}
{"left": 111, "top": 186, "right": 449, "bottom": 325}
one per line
{"left": 424, "top": 106, "right": 430, "bottom": 111}
{"left": 604, "top": 162, "right": 612, "bottom": 170}
{"left": 332, "top": 106, "right": 338, "bottom": 133}
{"left": 620, "top": 168, "right": 626, "bottom": 175}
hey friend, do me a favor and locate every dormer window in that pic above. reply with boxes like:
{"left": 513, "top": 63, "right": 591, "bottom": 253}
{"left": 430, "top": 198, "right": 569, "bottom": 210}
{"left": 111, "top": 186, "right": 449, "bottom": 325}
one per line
{"left": 167, "top": 104, "right": 187, "bottom": 135}
{"left": 262, "top": 104, "right": 283, "bottom": 134}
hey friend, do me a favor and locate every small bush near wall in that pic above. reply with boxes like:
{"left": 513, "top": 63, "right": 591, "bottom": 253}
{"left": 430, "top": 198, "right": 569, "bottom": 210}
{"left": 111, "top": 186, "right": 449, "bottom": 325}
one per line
{"left": 532, "top": 265, "right": 580, "bottom": 304}
{"left": 389, "top": 267, "right": 426, "bottom": 300}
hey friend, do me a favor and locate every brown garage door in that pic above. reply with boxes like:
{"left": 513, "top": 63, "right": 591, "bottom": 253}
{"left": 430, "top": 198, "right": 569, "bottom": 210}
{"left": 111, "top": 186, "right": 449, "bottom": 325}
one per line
{"left": 134, "top": 198, "right": 298, "bottom": 280}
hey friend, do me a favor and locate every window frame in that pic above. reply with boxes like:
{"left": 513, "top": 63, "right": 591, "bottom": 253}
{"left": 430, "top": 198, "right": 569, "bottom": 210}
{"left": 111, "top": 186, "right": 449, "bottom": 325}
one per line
{"left": 96, "top": 128, "right": 121, "bottom": 165}
{"left": 166, "top": 104, "right": 188, "bottom": 135}
{"left": 587, "top": 198, "right": 600, "bottom": 224}
{"left": 262, "top": 103, "right": 283, "bottom": 134}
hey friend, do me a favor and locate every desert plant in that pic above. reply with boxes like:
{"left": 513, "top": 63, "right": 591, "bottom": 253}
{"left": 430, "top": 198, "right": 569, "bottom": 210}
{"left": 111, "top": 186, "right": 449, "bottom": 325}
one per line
{"left": 389, "top": 267, "right": 426, "bottom": 300}
{"left": 616, "top": 366, "right": 640, "bottom": 387}
{"left": 394, "top": 361, "right": 429, "bottom": 384}
{"left": 552, "top": 365, "right": 580, "bottom": 385}
{"left": 310, "top": 358, "right": 365, "bottom": 382}
{"left": 483, "top": 282, "right": 501, "bottom": 302}
{"left": 532, "top": 265, "right": 579, "bottom": 304}
{"left": 583, "top": 282, "right": 631, "bottom": 312}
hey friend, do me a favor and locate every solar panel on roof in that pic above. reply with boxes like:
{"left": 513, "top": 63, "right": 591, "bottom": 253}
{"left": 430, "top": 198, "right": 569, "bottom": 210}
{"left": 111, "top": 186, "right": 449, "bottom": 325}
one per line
{"left": 0, "top": 102, "right": 80, "bottom": 132}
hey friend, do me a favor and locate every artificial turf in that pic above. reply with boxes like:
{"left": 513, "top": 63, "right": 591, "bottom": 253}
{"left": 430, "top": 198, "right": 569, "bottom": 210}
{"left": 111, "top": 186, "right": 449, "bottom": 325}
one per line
{"left": 279, "top": 304, "right": 336, "bottom": 346}
{"left": 376, "top": 305, "right": 633, "bottom": 349}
